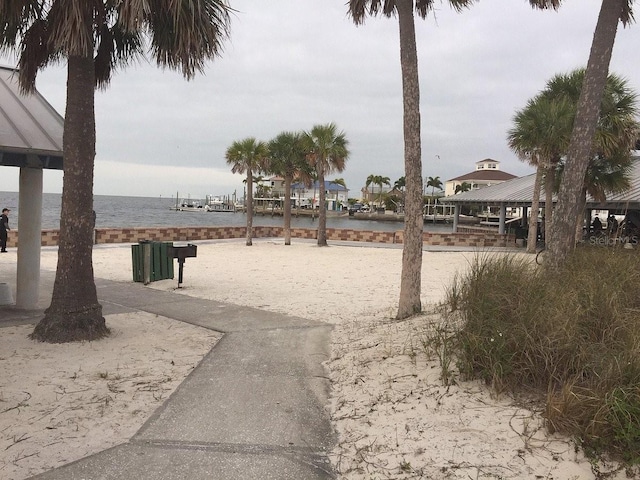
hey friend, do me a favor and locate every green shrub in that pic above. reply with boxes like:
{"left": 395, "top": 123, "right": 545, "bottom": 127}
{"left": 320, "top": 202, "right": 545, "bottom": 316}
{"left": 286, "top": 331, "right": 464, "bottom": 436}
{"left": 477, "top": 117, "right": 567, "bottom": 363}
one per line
{"left": 442, "top": 247, "right": 640, "bottom": 464}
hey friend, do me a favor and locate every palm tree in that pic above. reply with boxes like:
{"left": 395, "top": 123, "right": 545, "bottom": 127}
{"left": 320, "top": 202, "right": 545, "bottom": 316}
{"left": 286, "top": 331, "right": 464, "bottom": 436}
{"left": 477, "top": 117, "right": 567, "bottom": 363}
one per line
{"left": 508, "top": 94, "right": 574, "bottom": 252}
{"left": 303, "top": 123, "right": 349, "bottom": 247}
{"left": 268, "top": 131, "right": 312, "bottom": 245}
{"left": 426, "top": 175, "right": 443, "bottom": 219}
{"left": 393, "top": 176, "right": 406, "bottom": 210}
{"left": 348, "top": 0, "right": 474, "bottom": 319}
{"left": 543, "top": 69, "right": 638, "bottom": 238}
{"left": 332, "top": 177, "right": 348, "bottom": 211}
{"left": 365, "top": 174, "right": 377, "bottom": 207}
{"left": 373, "top": 175, "right": 391, "bottom": 210}
{"left": 454, "top": 182, "right": 472, "bottom": 194}
{"left": 226, "top": 138, "right": 269, "bottom": 246}
{"left": 528, "top": 0, "right": 635, "bottom": 268}
{"left": 426, "top": 175, "right": 442, "bottom": 198}
{"left": 4, "top": 0, "right": 230, "bottom": 343}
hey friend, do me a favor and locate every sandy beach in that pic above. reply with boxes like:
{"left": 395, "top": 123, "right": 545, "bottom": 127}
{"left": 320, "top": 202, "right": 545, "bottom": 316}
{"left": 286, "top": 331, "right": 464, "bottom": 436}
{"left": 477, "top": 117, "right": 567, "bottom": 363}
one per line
{"left": 0, "top": 239, "right": 629, "bottom": 479}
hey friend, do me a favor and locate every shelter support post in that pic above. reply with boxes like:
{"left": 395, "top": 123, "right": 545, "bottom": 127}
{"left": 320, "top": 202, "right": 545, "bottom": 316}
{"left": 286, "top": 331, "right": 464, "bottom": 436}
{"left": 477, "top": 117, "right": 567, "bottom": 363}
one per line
{"left": 16, "top": 166, "right": 43, "bottom": 309}
{"left": 498, "top": 203, "right": 506, "bottom": 235}
{"left": 452, "top": 204, "right": 460, "bottom": 232}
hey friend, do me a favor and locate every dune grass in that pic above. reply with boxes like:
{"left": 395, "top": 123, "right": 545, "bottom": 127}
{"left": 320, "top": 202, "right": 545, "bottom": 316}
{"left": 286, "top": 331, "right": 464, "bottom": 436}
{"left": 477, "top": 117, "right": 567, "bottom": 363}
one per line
{"left": 441, "top": 247, "right": 640, "bottom": 464}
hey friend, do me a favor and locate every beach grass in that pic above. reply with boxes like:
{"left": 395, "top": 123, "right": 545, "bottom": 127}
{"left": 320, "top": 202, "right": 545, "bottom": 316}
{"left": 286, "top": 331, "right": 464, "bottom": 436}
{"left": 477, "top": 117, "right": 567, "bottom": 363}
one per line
{"left": 441, "top": 247, "right": 640, "bottom": 466}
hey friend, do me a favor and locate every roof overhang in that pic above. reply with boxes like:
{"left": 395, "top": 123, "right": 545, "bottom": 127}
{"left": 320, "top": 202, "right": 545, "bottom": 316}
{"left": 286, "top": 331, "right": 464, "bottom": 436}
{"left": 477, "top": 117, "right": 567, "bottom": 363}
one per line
{"left": 0, "top": 65, "right": 64, "bottom": 170}
{"left": 444, "top": 157, "right": 640, "bottom": 211}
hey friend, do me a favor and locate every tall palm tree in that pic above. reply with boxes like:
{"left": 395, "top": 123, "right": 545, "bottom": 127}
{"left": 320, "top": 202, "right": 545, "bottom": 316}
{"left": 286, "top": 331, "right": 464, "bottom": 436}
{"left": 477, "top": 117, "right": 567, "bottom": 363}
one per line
{"left": 528, "top": 0, "right": 634, "bottom": 268}
{"left": 508, "top": 94, "right": 574, "bottom": 252}
{"left": 303, "top": 123, "right": 349, "bottom": 247}
{"left": 268, "top": 131, "right": 312, "bottom": 245}
{"left": 226, "top": 138, "right": 269, "bottom": 246}
{"left": 2, "top": 0, "right": 231, "bottom": 343}
{"left": 348, "top": 0, "right": 474, "bottom": 319}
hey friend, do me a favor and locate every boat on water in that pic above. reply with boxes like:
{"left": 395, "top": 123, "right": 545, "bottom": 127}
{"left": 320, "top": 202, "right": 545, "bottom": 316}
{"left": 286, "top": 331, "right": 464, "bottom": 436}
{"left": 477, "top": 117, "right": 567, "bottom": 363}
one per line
{"left": 171, "top": 194, "right": 236, "bottom": 212}
{"left": 205, "top": 195, "right": 235, "bottom": 212}
{"left": 171, "top": 198, "right": 207, "bottom": 212}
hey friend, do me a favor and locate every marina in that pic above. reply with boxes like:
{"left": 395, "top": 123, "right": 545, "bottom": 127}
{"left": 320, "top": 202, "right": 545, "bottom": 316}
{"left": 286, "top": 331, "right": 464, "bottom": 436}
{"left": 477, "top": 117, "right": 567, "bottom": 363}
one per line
{"left": 170, "top": 194, "right": 236, "bottom": 213}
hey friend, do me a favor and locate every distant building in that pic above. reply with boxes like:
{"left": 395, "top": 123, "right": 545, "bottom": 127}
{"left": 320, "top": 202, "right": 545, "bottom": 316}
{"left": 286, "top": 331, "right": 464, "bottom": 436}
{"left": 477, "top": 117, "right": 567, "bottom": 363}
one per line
{"left": 291, "top": 180, "right": 349, "bottom": 211}
{"left": 444, "top": 159, "right": 518, "bottom": 197}
{"left": 361, "top": 185, "right": 393, "bottom": 205}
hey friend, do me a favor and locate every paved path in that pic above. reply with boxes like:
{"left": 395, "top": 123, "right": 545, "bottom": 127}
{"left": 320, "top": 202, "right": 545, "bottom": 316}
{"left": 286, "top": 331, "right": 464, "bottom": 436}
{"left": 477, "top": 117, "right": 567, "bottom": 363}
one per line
{"left": 0, "top": 272, "right": 336, "bottom": 480}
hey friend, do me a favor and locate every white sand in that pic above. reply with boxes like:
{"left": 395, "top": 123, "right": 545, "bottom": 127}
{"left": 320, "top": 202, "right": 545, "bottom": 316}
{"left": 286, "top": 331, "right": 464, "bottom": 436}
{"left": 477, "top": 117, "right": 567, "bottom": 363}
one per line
{"left": 0, "top": 240, "right": 630, "bottom": 479}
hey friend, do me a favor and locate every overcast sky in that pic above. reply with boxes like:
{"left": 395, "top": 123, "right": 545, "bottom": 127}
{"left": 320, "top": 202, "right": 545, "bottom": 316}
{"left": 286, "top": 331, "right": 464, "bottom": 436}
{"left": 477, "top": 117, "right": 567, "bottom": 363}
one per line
{"left": 2, "top": 0, "right": 640, "bottom": 199}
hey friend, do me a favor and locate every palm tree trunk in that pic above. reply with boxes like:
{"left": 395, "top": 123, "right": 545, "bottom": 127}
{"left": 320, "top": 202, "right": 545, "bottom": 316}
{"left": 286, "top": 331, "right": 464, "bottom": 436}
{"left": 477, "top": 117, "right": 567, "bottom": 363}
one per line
{"left": 544, "top": 165, "right": 554, "bottom": 244}
{"left": 317, "top": 164, "right": 327, "bottom": 246}
{"left": 396, "top": 0, "right": 423, "bottom": 319}
{"left": 246, "top": 171, "right": 254, "bottom": 246}
{"left": 575, "top": 188, "right": 588, "bottom": 243}
{"left": 284, "top": 175, "right": 292, "bottom": 245}
{"left": 548, "top": 0, "right": 624, "bottom": 268}
{"left": 31, "top": 56, "right": 108, "bottom": 343}
{"left": 527, "top": 165, "right": 543, "bottom": 254}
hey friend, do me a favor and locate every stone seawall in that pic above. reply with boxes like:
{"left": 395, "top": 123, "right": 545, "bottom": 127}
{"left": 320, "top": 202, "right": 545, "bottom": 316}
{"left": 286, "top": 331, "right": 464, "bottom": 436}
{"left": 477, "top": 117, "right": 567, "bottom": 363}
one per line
{"left": 5, "top": 226, "right": 514, "bottom": 248}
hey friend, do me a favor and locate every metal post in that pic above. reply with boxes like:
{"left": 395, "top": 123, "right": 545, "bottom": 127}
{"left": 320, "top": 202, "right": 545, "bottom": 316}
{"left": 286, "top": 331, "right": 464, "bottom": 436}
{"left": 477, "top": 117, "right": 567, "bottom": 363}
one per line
{"left": 177, "top": 259, "right": 185, "bottom": 287}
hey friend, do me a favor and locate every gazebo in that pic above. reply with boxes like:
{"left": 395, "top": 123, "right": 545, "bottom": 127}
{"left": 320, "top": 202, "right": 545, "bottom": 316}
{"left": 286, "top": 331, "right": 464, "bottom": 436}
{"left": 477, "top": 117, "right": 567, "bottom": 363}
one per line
{"left": 444, "top": 157, "right": 640, "bottom": 235}
{"left": 0, "top": 66, "right": 64, "bottom": 308}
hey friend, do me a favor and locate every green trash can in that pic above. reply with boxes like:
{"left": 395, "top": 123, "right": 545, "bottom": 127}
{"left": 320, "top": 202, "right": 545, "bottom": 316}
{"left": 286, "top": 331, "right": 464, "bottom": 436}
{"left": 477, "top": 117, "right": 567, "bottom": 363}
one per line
{"left": 132, "top": 241, "right": 174, "bottom": 283}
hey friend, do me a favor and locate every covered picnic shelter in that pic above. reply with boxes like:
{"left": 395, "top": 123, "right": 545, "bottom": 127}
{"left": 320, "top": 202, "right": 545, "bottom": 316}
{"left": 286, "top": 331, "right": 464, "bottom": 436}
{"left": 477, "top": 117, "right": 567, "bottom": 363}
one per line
{"left": 0, "top": 65, "right": 64, "bottom": 309}
{"left": 444, "top": 156, "right": 640, "bottom": 235}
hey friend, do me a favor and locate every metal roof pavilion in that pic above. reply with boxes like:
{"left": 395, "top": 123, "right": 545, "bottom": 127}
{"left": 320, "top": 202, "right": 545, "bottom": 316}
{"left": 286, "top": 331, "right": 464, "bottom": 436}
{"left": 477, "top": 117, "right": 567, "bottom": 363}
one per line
{"left": 0, "top": 65, "right": 64, "bottom": 169}
{"left": 0, "top": 65, "right": 65, "bottom": 310}
{"left": 444, "top": 156, "right": 640, "bottom": 210}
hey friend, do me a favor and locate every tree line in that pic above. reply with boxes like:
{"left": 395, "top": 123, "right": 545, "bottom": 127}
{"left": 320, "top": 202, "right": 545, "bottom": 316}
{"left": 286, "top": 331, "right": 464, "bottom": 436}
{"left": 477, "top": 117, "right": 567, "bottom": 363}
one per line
{"left": 225, "top": 123, "right": 348, "bottom": 247}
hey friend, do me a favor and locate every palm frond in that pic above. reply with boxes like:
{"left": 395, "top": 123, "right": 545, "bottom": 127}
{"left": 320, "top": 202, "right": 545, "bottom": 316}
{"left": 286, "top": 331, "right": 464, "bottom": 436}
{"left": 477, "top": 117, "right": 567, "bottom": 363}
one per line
{"left": 348, "top": 0, "right": 474, "bottom": 23}
{"left": 94, "top": 21, "right": 144, "bottom": 88}
{"left": 0, "top": 0, "right": 44, "bottom": 50}
{"left": 146, "top": 0, "right": 231, "bottom": 79}
{"left": 527, "top": 0, "right": 561, "bottom": 10}
{"left": 46, "top": 0, "right": 95, "bottom": 57}
{"left": 17, "top": 18, "right": 52, "bottom": 93}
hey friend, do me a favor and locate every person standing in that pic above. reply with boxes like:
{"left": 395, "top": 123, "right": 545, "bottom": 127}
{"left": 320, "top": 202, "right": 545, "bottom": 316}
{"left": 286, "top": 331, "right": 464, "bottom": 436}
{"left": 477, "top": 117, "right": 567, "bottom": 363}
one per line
{"left": 0, "top": 208, "right": 10, "bottom": 252}
{"left": 592, "top": 216, "right": 602, "bottom": 235}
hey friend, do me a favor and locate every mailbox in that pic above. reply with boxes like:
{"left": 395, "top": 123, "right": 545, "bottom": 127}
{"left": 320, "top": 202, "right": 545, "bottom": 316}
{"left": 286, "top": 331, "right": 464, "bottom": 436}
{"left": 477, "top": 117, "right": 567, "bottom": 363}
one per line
{"left": 166, "top": 244, "right": 197, "bottom": 287}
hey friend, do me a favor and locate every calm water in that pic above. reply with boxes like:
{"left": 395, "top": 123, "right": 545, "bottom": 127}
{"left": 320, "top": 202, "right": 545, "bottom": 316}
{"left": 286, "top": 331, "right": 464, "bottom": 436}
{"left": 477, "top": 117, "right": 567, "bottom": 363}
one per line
{"left": 0, "top": 192, "right": 453, "bottom": 233}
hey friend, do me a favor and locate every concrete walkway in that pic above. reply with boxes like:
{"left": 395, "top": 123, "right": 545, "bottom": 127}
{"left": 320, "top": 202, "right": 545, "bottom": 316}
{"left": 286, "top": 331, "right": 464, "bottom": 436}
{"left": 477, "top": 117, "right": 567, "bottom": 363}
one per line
{"left": 0, "top": 272, "right": 336, "bottom": 480}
